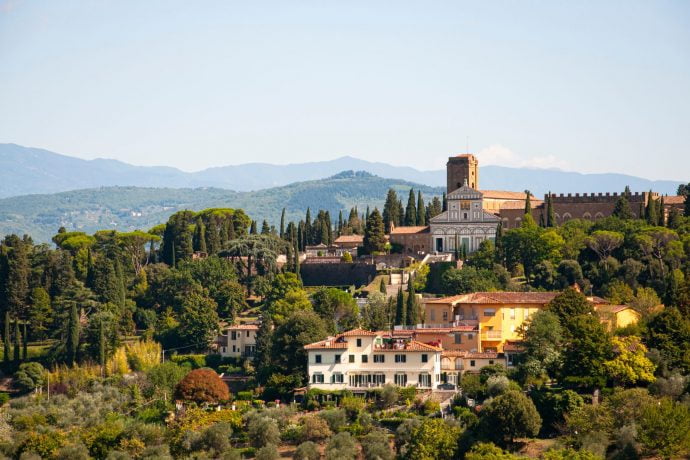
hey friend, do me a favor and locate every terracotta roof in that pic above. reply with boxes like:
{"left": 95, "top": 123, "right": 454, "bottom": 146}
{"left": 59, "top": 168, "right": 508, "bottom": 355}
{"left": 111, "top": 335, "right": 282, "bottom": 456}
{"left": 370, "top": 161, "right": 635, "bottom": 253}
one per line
{"left": 304, "top": 337, "right": 349, "bottom": 350}
{"left": 340, "top": 328, "right": 378, "bottom": 337}
{"left": 663, "top": 195, "right": 686, "bottom": 205}
{"left": 227, "top": 324, "right": 259, "bottom": 331}
{"left": 334, "top": 235, "right": 364, "bottom": 243}
{"left": 595, "top": 304, "right": 637, "bottom": 314}
{"left": 390, "top": 226, "right": 430, "bottom": 235}
{"left": 442, "top": 350, "right": 469, "bottom": 357}
{"left": 481, "top": 190, "right": 529, "bottom": 200}
{"left": 424, "top": 291, "right": 607, "bottom": 305}
{"left": 503, "top": 341, "right": 525, "bottom": 352}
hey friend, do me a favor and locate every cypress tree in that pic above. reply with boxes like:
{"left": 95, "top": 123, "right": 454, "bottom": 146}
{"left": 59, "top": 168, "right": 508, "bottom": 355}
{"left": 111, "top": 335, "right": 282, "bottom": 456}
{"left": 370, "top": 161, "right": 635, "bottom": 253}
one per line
{"left": 363, "top": 209, "right": 386, "bottom": 254}
{"left": 405, "top": 189, "right": 417, "bottom": 226}
{"left": 685, "top": 193, "right": 690, "bottom": 218}
{"left": 454, "top": 234, "right": 460, "bottom": 260}
{"left": 279, "top": 208, "right": 286, "bottom": 239}
{"left": 442, "top": 192, "right": 447, "bottom": 212}
{"left": 612, "top": 192, "right": 634, "bottom": 220}
{"left": 171, "top": 243, "right": 176, "bottom": 268}
{"left": 219, "top": 218, "right": 229, "bottom": 247}
{"left": 13, "top": 319, "right": 20, "bottom": 363}
{"left": 293, "top": 240, "right": 301, "bottom": 280}
{"left": 379, "top": 278, "right": 387, "bottom": 294}
{"left": 297, "top": 221, "right": 305, "bottom": 251}
{"left": 85, "top": 248, "right": 95, "bottom": 288}
{"left": 22, "top": 322, "right": 27, "bottom": 361}
{"left": 305, "top": 208, "right": 312, "bottom": 245}
{"left": 395, "top": 287, "right": 406, "bottom": 326}
{"left": 99, "top": 318, "right": 106, "bottom": 368}
{"left": 406, "top": 282, "right": 418, "bottom": 326}
{"left": 67, "top": 303, "right": 80, "bottom": 365}
{"left": 206, "top": 217, "right": 220, "bottom": 254}
{"left": 524, "top": 190, "right": 532, "bottom": 215}
{"left": 115, "top": 260, "right": 126, "bottom": 311}
{"left": 2, "top": 313, "right": 9, "bottom": 364}
{"left": 382, "top": 189, "right": 399, "bottom": 233}
{"left": 192, "top": 218, "right": 207, "bottom": 252}
{"left": 417, "top": 191, "right": 426, "bottom": 226}
{"left": 397, "top": 201, "right": 405, "bottom": 227}
{"left": 667, "top": 207, "right": 682, "bottom": 229}
{"left": 659, "top": 196, "right": 666, "bottom": 226}
{"left": 227, "top": 218, "right": 235, "bottom": 240}
{"left": 261, "top": 220, "right": 270, "bottom": 235}
{"left": 546, "top": 192, "right": 556, "bottom": 227}
{"left": 338, "top": 210, "right": 344, "bottom": 236}
{"left": 250, "top": 220, "right": 258, "bottom": 234}
{"left": 646, "top": 191, "right": 658, "bottom": 225}
{"left": 365, "top": 206, "right": 370, "bottom": 223}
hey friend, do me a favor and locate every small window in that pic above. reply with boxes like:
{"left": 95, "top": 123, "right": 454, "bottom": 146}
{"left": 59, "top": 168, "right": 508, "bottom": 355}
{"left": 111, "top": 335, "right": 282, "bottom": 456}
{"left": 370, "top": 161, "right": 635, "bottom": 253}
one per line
{"left": 470, "top": 360, "right": 476, "bottom": 367}
{"left": 489, "top": 360, "right": 494, "bottom": 364}
{"left": 362, "top": 355, "right": 368, "bottom": 363}
{"left": 349, "top": 355, "right": 355, "bottom": 363}
{"left": 430, "top": 310, "right": 436, "bottom": 321}
{"left": 332, "top": 373, "right": 344, "bottom": 383}
{"left": 421, "top": 354, "right": 428, "bottom": 363}
{"left": 394, "top": 373, "right": 407, "bottom": 386}
{"left": 356, "top": 338, "right": 362, "bottom": 347}
{"left": 454, "top": 333, "right": 462, "bottom": 344}
{"left": 246, "top": 331, "right": 250, "bottom": 337}
{"left": 312, "top": 373, "right": 324, "bottom": 383}
{"left": 468, "top": 334, "right": 473, "bottom": 340}
{"left": 231, "top": 331, "right": 237, "bottom": 340}
{"left": 443, "top": 311, "right": 448, "bottom": 321}
{"left": 374, "top": 354, "right": 385, "bottom": 363}
{"left": 484, "top": 309, "right": 496, "bottom": 317}
{"left": 395, "top": 354, "right": 407, "bottom": 363}
{"left": 315, "top": 355, "right": 322, "bottom": 364}
{"left": 334, "top": 354, "right": 341, "bottom": 363}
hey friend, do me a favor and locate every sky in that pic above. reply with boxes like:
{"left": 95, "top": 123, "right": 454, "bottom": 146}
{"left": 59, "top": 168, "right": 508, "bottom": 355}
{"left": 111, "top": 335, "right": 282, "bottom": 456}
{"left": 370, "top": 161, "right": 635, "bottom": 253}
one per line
{"left": 1, "top": 1, "right": 689, "bottom": 180}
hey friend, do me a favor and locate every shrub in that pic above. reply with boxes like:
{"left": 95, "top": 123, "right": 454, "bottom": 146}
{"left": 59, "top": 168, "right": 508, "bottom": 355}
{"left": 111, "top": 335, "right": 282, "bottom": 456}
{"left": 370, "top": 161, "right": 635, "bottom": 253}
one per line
{"left": 360, "top": 429, "right": 393, "bottom": 460}
{"left": 405, "top": 418, "right": 462, "bottom": 460}
{"left": 169, "top": 354, "right": 207, "bottom": 369}
{"left": 236, "top": 391, "right": 253, "bottom": 401}
{"left": 199, "top": 422, "right": 233, "bottom": 455}
{"left": 125, "top": 340, "right": 161, "bottom": 371}
{"left": 247, "top": 416, "right": 281, "bottom": 448}
{"left": 301, "top": 414, "right": 332, "bottom": 441}
{"left": 14, "top": 362, "right": 45, "bottom": 393}
{"left": 479, "top": 390, "right": 542, "bottom": 447}
{"left": 175, "top": 368, "right": 229, "bottom": 404}
{"left": 293, "top": 441, "right": 320, "bottom": 460}
{"left": 397, "top": 386, "right": 417, "bottom": 404}
{"left": 325, "top": 432, "right": 358, "bottom": 460}
{"left": 255, "top": 443, "right": 279, "bottom": 460}
{"left": 486, "top": 375, "right": 511, "bottom": 396}
{"left": 318, "top": 409, "right": 347, "bottom": 432}
{"left": 340, "top": 395, "right": 365, "bottom": 419}
{"left": 0, "top": 392, "right": 9, "bottom": 405}
{"left": 394, "top": 417, "right": 422, "bottom": 457}
{"left": 146, "top": 361, "right": 187, "bottom": 398}
{"left": 107, "top": 347, "right": 131, "bottom": 375}
{"left": 379, "top": 383, "right": 398, "bottom": 408}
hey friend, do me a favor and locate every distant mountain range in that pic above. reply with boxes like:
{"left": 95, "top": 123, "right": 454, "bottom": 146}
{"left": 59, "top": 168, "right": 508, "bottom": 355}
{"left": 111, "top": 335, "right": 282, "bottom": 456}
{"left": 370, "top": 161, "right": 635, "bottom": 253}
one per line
{"left": 0, "top": 171, "right": 444, "bottom": 243}
{"left": 0, "top": 143, "right": 684, "bottom": 198}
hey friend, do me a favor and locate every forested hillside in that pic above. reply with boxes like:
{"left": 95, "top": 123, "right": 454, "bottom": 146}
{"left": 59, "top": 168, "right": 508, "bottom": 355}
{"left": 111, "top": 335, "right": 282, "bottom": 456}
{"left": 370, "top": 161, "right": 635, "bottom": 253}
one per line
{"left": 0, "top": 171, "right": 443, "bottom": 242}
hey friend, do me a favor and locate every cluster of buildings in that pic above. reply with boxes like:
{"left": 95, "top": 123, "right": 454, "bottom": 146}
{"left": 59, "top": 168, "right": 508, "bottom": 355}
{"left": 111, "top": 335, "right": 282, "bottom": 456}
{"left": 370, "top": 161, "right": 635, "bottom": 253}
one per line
{"left": 302, "top": 291, "right": 640, "bottom": 391}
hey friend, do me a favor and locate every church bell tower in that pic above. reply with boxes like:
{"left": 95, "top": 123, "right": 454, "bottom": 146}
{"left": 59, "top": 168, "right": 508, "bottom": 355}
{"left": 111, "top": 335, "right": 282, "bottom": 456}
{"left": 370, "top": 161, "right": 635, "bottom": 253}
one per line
{"left": 446, "top": 154, "right": 478, "bottom": 193}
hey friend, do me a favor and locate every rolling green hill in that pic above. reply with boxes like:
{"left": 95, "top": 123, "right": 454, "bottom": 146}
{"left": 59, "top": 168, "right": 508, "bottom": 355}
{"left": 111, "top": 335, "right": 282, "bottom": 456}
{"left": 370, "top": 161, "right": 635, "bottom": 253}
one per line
{"left": 0, "top": 171, "right": 444, "bottom": 242}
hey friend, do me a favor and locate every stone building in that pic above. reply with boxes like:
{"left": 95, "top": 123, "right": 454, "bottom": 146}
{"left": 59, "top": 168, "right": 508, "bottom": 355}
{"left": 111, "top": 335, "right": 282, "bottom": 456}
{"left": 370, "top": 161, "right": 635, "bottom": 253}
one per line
{"left": 389, "top": 225, "right": 430, "bottom": 254}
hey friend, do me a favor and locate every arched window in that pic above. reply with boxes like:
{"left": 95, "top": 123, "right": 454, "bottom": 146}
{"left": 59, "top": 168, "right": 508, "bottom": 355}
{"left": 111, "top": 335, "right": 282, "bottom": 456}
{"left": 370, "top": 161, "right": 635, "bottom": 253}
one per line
{"left": 583, "top": 212, "right": 592, "bottom": 220}
{"left": 594, "top": 212, "right": 605, "bottom": 219}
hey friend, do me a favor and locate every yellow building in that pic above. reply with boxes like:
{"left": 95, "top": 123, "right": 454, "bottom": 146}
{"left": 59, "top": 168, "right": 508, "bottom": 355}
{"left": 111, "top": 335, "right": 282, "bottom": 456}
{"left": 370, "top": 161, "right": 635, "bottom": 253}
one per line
{"left": 422, "top": 292, "right": 608, "bottom": 353}
{"left": 594, "top": 304, "right": 641, "bottom": 331}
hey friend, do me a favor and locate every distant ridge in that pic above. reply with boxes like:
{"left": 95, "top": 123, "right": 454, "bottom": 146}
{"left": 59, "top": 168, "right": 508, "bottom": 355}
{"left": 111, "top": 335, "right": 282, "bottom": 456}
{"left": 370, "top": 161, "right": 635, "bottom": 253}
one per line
{"left": 0, "top": 143, "right": 683, "bottom": 198}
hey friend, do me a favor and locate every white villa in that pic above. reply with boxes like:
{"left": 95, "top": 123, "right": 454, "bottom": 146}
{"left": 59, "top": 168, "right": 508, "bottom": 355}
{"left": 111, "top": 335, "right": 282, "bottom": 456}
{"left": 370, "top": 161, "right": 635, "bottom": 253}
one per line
{"left": 218, "top": 324, "right": 258, "bottom": 359}
{"left": 304, "top": 328, "right": 442, "bottom": 390}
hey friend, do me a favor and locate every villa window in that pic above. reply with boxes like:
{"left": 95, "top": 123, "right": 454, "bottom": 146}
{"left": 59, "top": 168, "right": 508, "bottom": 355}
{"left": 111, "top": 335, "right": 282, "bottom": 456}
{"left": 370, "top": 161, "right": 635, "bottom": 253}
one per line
{"left": 454, "top": 333, "right": 462, "bottom": 344}
{"left": 419, "top": 373, "right": 431, "bottom": 387}
{"left": 394, "top": 373, "right": 408, "bottom": 386}
{"left": 312, "top": 373, "right": 324, "bottom": 383}
{"left": 374, "top": 354, "right": 385, "bottom": 363}
{"left": 349, "top": 355, "right": 355, "bottom": 363}
{"left": 332, "top": 373, "right": 344, "bottom": 384}
{"left": 395, "top": 354, "right": 407, "bottom": 363}
{"left": 362, "top": 355, "right": 368, "bottom": 363}
{"left": 356, "top": 338, "right": 362, "bottom": 347}
{"left": 421, "top": 354, "right": 428, "bottom": 363}
{"left": 470, "top": 360, "right": 476, "bottom": 367}
{"left": 315, "top": 355, "right": 322, "bottom": 364}
{"left": 484, "top": 309, "right": 496, "bottom": 317}
{"left": 231, "top": 331, "right": 237, "bottom": 340}
{"left": 334, "top": 354, "right": 341, "bottom": 363}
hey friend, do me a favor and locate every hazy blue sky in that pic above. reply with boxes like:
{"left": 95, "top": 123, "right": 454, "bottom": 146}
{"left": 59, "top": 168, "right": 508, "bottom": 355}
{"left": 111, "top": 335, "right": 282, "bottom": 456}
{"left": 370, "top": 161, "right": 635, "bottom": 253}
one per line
{"left": 1, "top": 1, "right": 689, "bottom": 179}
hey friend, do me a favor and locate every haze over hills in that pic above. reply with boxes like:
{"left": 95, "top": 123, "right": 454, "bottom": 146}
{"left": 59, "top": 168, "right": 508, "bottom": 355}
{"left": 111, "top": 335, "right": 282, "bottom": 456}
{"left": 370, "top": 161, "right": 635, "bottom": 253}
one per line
{"left": 0, "top": 171, "right": 444, "bottom": 243}
{"left": 0, "top": 143, "right": 684, "bottom": 198}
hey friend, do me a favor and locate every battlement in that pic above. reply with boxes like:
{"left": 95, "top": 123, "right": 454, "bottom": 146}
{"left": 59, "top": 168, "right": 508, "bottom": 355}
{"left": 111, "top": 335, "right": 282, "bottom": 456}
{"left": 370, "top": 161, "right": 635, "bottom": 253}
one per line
{"left": 546, "top": 191, "right": 655, "bottom": 204}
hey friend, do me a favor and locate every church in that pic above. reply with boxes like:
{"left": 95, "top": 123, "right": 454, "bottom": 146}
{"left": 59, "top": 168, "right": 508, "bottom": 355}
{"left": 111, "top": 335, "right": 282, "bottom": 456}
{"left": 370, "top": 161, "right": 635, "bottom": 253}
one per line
{"left": 428, "top": 155, "right": 500, "bottom": 253}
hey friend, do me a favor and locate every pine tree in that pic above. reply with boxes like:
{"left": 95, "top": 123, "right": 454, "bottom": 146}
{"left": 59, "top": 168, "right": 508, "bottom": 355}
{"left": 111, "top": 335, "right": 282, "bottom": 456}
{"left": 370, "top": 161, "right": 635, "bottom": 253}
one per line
{"left": 524, "top": 190, "right": 532, "bottom": 215}
{"left": 405, "top": 189, "right": 417, "bottom": 226}
{"left": 416, "top": 191, "right": 426, "bottom": 226}
{"left": 67, "top": 303, "right": 80, "bottom": 365}
{"left": 2, "top": 313, "right": 9, "bottom": 364}
{"left": 395, "top": 287, "right": 406, "bottom": 326}
{"left": 279, "top": 208, "right": 286, "bottom": 239}
{"left": 406, "top": 282, "right": 418, "bottom": 326}
{"left": 13, "top": 319, "right": 20, "bottom": 363}
{"left": 546, "top": 192, "right": 556, "bottom": 227}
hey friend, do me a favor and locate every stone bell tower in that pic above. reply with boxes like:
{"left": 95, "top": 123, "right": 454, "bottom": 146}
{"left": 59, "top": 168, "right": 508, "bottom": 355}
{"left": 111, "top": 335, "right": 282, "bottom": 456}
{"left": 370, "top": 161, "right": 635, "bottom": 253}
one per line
{"left": 446, "top": 154, "right": 478, "bottom": 193}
